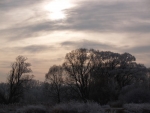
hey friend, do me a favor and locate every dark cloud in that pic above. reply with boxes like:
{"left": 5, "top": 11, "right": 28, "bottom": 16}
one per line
{"left": 124, "top": 45, "right": 150, "bottom": 54}
{"left": 61, "top": 39, "right": 115, "bottom": 51}
{"left": 61, "top": 39, "right": 150, "bottom": 55}
{"left": 0, "top": 21, "right": 59, "bottom": 41}
{"left": 63, "top": 0, "right": 150, "bottom": 33}
{"left": 1, "top": 45, "right": 56, "bottom": 54}
{"left": 20, "top": 45, "right": 54, "bottom": 53}
{"left": 0, "top": 0, "right": 42, "bottom": 11}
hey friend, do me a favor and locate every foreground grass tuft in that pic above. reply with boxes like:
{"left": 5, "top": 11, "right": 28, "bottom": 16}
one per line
{"left": 51, "top": 101, "right": 104, "bottom": 113}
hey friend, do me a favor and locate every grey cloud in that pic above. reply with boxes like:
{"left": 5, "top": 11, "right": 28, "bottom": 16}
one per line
{"left": 61, "top": 40, "right": 115, "bottom": 51}
{"left": 0, "top": 21, "right": 59, "bottom": 41}
{"left": 1, "top": 45, "right": 56, "bottom": 54}
{"left": 112, "top": 44, "right": 150, "bottom": 67}
{"left": 61, "top": 39, "right": 150, "bottom": 55}
{"left": 0, "top": 0, "right": 42, "bottom": 11}
{"left": 20, "top": 45, "right": 53, "bottom": 53}
{"left": 63, "top": 0, "right": 150, "bottom": 33}
{"left": 124, "top": 45, "right": 150, "bottom": 54}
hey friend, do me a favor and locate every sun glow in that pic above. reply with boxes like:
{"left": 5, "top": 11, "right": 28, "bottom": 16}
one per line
{"left": 44, "top": 0, "right": 74, "bottom": 20}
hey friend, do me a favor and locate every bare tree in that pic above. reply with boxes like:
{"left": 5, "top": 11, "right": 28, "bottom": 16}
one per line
{"left": 90, "top": 51, "right": 148, "bottom": 103}
{"left": 45, "top": 65, "right": 64, "bottom": 103}
{"left": 63, "top": 49, "right": 148, "bottom": 104}
{"left": 63, "top": 48, "right": 99, "bottom": 102}
{"left": 7, "top": 55, "right": 33, "bottom": 104}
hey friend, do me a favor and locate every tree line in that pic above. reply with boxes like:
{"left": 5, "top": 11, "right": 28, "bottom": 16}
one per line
{"left": 0, "top": 48, "right": 150, "bottom": 104}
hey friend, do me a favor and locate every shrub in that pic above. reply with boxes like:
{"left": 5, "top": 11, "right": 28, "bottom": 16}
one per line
{"left": 17, "top": 105, "right": 48, "bottom": 113}
{"left": 120, "top": 88, "right": 150, "bottom": 103}
{"left": 109, "top": 101, "right": 123, "bottom": 108}
{"left": 123, "top": 103, "right": 150, "bottom": 113}
{"left": 51, "top": 109, "right": 76, "bottom": 113}
{"left": 51, "top": 101, "right": 104, "bottom": 113}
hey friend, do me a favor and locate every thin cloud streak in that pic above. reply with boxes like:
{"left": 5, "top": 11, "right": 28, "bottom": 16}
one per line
{"left": 61, "top": 40, "right": 116, "bottom": 51}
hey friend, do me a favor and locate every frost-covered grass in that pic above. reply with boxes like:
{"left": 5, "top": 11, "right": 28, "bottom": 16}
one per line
{"left": 1, "top": 102, "right": 150, "bottom": 113}
{"left": 0, "top": 104, "right": 23, "bottom": 113}
{"left": 0, "top": 104, "right": 50, "bottom": 113}
{"left": 123, "top": 103, "right": 150, "bottom": 113}
{"left": 17, "top": 105, "right": 48, "bottom": 113}
{"left": 51, "top": 101, "right": 104, "bottom": 113}
{"left": 0, "top": 101, "right": 104, "bottom": 113}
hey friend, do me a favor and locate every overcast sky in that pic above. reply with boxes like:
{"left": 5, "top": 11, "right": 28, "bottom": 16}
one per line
{"left": 0, "top": 0, "right": 150, "bottom": 82}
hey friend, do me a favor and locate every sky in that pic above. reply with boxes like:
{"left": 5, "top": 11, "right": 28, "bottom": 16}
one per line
{"left": 0, "top": 0, "right": 150, "bottom": 82}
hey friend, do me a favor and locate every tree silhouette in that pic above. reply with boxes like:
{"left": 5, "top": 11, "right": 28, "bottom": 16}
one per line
{"left": 45, "top": 65, "right": 64, "bottom": 103}
{"left": 63, "top": 48, "right": 100, "bottom": 102}
{"left": 0, "top": 56, "right": 34, "bottom": 104}
{"left": 63, "top": 49, "right": 148, "bottom": 103}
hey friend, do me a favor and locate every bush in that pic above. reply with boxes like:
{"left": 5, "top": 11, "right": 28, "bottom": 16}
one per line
{"left": 51, "top": 109, "right": 76, "bottom": 113}
{"left": 17, "top": 105, "right": 48, "bottom": 113}
{"left": 120, "top": 88, "right": 150, "bottom": 103}
{"left": 123, "top": 103, "right": 150, "bottom": 113}
{"left": 51, "top": 101, "right": 104, "bottom": 113}
{"left": 109, "top": 101, "right": 123, "bottom": 108}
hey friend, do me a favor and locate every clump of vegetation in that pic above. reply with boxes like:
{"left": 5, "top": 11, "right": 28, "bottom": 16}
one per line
{"left": 51, "top": 101, "right": 104, "bottom": 113}
{"left": 123, "top": 103, "right": 150, "bottom": 113}
{"left": 17, "top": 105, "right": 48, "bottom": 113}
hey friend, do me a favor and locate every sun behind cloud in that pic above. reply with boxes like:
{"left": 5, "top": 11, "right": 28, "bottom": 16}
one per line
{"left": 44, "top": 0, "right": 74, "bottom": 20}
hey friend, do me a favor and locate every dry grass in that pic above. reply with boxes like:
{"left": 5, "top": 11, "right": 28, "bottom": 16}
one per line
{"left": 51, "top": 101, "right": 104, "bottom": 113}
{"left": 50, "top": 108, "right": 77, "bottom": 113}
{"left": 17, "top": 105, "right": 49, "bottom": 113}
{"left": 123, "top": 103, "right": 150, "bottom": 113}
